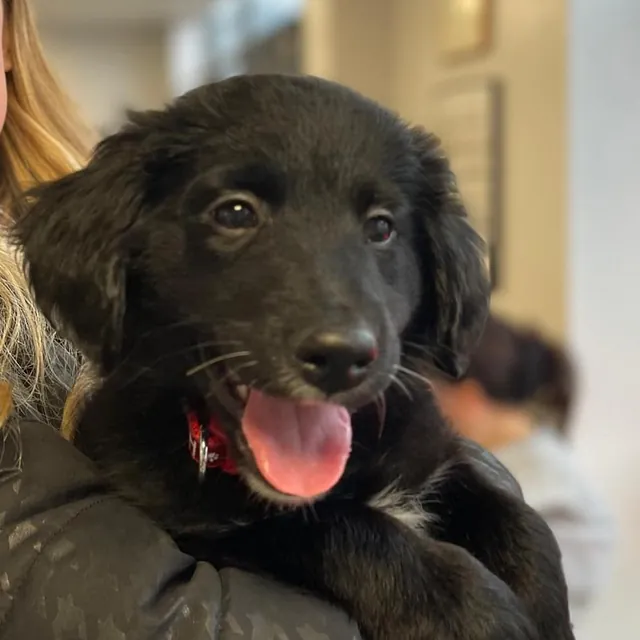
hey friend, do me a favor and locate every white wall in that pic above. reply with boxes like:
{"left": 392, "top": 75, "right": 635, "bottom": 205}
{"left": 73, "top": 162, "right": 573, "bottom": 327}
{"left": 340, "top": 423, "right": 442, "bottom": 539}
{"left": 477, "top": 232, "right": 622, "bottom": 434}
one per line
{"left": 569, "top": 0, "right": 640, "bottom": 637}
{"left": 40, "top": 25, "right": 171, "bottom": 133}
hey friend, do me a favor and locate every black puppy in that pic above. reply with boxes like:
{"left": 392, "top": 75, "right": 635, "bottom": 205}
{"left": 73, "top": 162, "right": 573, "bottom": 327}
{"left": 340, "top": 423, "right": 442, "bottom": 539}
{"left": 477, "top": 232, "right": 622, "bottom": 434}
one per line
{"left": 16, "top": 75, "right": 574, "bottom": 640}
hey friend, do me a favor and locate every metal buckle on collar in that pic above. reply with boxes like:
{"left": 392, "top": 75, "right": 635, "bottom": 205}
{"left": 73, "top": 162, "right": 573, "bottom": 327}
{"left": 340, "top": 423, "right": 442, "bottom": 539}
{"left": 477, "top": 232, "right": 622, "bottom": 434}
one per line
{"left": 198, "top": 434, "right": 209, "bottom": 483}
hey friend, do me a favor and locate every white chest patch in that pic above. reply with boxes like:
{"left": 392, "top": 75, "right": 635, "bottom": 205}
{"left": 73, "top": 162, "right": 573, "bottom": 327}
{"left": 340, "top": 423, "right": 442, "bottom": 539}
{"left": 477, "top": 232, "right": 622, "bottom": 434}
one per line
{"left": 368, "top": 485, "right": 430, "bottom": 534}
{"left": 367, "top": 463, "right": 452, "bottom": 534}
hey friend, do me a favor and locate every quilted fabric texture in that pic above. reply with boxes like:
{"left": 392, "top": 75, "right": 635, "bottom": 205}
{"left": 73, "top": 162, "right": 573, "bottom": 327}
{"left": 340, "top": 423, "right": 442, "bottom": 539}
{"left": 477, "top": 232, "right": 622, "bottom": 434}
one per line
{"left": 0, "top": 421, "right": 360, "bottom": 639}
{"left": 0, "top": 421, "right": 522, "bottom": 639}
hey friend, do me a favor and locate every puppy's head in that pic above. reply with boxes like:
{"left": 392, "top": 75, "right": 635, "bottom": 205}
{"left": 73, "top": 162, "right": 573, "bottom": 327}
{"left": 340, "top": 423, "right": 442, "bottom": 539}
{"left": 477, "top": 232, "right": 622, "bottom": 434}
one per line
{"left": 15, "top": 75, "right": 489, "bottom": 504}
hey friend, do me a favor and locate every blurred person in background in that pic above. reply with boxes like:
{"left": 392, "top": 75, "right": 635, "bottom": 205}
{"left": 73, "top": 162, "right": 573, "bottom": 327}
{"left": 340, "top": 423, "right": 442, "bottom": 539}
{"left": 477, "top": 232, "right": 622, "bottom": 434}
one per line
{"left": 433, "top": 314, "right": 615, "bottom": 626}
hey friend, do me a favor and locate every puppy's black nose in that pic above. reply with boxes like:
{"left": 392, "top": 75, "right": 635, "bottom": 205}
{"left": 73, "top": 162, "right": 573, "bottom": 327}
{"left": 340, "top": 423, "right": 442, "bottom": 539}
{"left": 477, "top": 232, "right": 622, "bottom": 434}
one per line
{"left": 296, "top": 326, "right": 379, "bottom": 394}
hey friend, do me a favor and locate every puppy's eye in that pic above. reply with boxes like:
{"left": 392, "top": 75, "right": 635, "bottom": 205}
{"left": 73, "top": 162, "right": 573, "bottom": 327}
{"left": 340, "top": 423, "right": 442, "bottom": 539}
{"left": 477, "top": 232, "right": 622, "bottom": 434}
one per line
{"left": 364, "top": 214, "right": 395, "bottom": 245}
{"left": 213, "top": 199, "right": 259, "bottom": 231}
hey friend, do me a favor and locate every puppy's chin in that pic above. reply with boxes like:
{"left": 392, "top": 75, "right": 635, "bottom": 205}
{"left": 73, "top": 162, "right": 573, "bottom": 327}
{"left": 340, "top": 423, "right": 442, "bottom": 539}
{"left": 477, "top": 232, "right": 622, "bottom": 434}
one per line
{"left": 242, "top": 469, "right": 327, "bottom": 507}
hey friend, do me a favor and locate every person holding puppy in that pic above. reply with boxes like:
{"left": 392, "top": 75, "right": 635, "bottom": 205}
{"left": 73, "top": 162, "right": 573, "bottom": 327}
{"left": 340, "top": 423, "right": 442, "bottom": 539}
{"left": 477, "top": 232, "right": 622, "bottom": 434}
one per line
{"left": 0, "top": 2, "right": 532, "bottom": 638}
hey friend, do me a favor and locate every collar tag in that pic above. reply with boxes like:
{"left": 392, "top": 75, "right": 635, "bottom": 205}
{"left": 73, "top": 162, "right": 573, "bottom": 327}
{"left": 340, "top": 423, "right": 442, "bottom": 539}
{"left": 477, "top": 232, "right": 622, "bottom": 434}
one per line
{"left": 186, "top": 410, "right": 238, "bottom": 480}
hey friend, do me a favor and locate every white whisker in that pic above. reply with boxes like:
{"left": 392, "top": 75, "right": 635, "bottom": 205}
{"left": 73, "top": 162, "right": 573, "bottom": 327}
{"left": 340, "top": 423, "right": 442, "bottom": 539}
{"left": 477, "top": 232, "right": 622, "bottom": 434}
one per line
{"left": 395, "top": 364, "right": 431, "bottom": 386}
{"left": 375, "top": 392, "right": 387, "bottom": 438}
{"left": 390, "top": 373, "right": 413, "bottom": 399}
{"left": 186, "top": 351, "right": 251, "bottom": 377}
{"left": 222, "top": 360, "right": 258, "bottom": 382}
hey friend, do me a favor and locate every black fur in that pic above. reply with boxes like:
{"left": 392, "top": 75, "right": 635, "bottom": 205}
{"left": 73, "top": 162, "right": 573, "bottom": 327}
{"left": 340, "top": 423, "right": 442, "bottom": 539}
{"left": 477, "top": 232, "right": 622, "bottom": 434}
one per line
{"left": 15, "top": 75, "right": 573, "bottom": 640}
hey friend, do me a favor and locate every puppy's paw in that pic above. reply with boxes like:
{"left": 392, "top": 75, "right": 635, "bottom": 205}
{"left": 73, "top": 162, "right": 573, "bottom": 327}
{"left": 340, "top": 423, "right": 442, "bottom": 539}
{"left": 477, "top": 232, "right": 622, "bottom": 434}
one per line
{"left": 381, "top": 541, "right": 540, "bottom": 640}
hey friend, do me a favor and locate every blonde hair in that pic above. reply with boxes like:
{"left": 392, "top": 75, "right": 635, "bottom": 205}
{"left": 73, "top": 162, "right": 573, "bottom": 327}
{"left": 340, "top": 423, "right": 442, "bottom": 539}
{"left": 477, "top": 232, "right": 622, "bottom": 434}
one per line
{"left": 0, "top": 0, "right": 93, "bottom": 207}
{"left": 0, "top": 0, "right": 95, "bottom": 433}
{"left": 0, "top": 237, "right": 79, "bottom": 424}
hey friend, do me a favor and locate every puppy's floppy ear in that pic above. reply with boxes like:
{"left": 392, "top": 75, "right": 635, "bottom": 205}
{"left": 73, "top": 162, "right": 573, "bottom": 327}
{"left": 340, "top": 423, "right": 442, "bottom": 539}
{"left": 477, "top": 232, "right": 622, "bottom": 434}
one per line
{"left": 408, "top": 127, "right": 491, "bottom": 379}
{"left": 13, "top": 133, "right": 146, "bottom": 371}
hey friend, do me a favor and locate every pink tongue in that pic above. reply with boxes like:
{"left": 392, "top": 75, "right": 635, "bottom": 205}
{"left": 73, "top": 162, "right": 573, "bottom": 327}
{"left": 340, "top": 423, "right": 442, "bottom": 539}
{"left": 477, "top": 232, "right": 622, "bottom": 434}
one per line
{"left": 241, "top": 389, "right": 352, "bottom": 498}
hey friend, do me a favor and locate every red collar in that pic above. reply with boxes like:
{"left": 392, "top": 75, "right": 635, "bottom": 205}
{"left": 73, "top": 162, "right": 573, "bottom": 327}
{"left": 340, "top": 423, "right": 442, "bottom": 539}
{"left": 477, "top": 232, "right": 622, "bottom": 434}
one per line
{"left": 187, "top": 410, "right": 238, "bottom": 477}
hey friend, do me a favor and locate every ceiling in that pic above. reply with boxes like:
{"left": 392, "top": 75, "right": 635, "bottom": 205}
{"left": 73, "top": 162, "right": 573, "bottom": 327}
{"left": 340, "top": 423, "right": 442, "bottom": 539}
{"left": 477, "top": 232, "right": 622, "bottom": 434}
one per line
{"left": 32, "top": 0, "right": 211, "bottom": 26}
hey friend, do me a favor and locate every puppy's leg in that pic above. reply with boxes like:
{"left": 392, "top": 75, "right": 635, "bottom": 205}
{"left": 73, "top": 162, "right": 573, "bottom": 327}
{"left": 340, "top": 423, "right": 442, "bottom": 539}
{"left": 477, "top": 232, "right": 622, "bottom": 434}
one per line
{"left": 184, "top": 505, "right": 537, "bottom": 640}
{"left": 428, "top": 458, "right": 575, "bottom": 640}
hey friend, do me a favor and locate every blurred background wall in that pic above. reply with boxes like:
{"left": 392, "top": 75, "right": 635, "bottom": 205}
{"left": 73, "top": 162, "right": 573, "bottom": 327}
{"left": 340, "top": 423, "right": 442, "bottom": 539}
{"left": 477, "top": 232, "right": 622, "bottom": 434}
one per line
{"left": 40, "top": 25, "right": 169, "bottom": 134}
{"left": 569, "top": 2, "right": 640, "bottom": 639}
{"left": 31, "top": 0, "right": 640, "bottom": 637}
{"left": 33, "top": 0, "right": 191, "bottom": 133}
